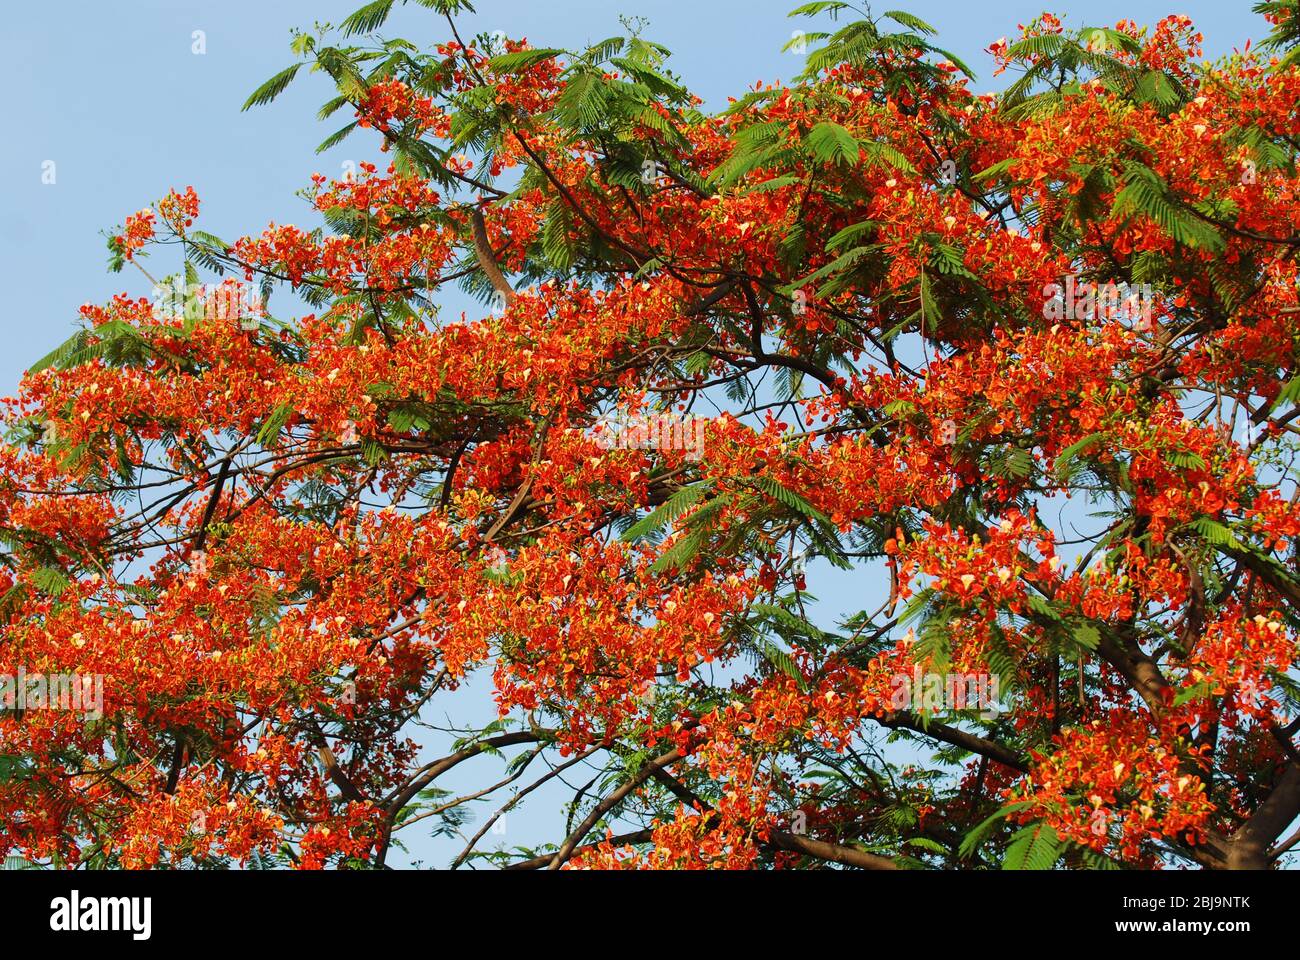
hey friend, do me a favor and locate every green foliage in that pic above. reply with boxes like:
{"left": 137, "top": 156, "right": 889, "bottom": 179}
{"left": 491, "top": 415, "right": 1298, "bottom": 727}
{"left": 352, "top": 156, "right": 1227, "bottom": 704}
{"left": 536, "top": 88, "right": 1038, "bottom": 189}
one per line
{"left": 1257, "top": 1, "right": 1300, "bottom": 68}
{"left": 804, "top": 121, "right": 861, "bottom": 167}
{"left": 242, "top": 64, "right": 304, "bottom": 112}
{"left": 1111, "top": 164, "right": 1224, "bottom": 253}
{"left": 623, "top": 483, "right": 709, "bottom": 542}
{"left": 1001, "top": 822, "right": 1062, "bottom": 870}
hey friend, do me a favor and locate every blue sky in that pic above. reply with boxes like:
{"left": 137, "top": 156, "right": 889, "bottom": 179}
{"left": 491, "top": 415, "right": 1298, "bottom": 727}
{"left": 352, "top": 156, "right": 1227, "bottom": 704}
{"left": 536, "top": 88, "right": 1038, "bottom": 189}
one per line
{"left": 0, "top": 0, "right": 1277, "bottom": 867}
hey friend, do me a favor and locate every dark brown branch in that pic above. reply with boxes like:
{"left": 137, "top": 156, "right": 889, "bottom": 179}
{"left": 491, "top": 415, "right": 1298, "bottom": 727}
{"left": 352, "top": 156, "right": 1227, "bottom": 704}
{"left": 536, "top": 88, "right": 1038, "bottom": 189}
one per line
{"left": 546, "top": 748, "right": 683, "bottom": 869}
{"left": 875, "top": 711, "right": 1027, "bottom": 773}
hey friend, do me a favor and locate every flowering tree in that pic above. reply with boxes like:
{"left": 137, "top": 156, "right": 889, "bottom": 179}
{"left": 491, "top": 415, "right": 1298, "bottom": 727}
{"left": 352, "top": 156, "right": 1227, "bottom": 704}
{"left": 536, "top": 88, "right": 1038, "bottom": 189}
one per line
{"left": 4, "top": 0, "right": 1300, "bottom": 870}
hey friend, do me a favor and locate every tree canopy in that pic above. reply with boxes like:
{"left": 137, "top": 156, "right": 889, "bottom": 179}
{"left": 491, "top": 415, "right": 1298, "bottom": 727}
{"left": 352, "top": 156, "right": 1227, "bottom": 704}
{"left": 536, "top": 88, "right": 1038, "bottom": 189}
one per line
{"left": 4, "top": 0, "right": 1300, "bottom": 870}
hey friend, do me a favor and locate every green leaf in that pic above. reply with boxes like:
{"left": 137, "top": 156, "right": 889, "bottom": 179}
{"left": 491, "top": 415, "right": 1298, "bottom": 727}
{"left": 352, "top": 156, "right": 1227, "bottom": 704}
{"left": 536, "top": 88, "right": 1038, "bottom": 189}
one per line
{"left": 553, "top": 70, "right": 608, "bottom": 128}
{"left": 709, "top": 141, "right": 783, "bottom": 189}
{"left": 316, "top": 47, "right": 369, "bottom": 100}
{"left": 883, "top": 11, "right": 937, "bottom": 35}
{"left": 1274, "top": 375, "right": 1300, "bottom": 411}
{"left": 28, "top": 320, "right": 156, "bottom": 374}
{"left": 651, "top": 530, "right": 705, "bottom": 574}
{"left": 317, "top": 122, "right": 359, "bottom": 154}
{"left": 792, "top": 244, "right": 873, "bottom": 291}
{"left": 788, "top": 1, "right": 850, "bottom": 16}
{"left": 958, "top": 800, "right": 1033, "bottom": 858}
{"left": 1053, "top": 432, "right": 1107, "bottom": 476}
{"left": 623, "top": 483, "right": 708, "bottom": 541}
{"left": 1165, "top": 449, "right": 1208, "bottom": 471}
{"left": 257, "top": 404, "right": 294, "bottom": 446}
{"left": 340, "top": 0, "right": 396, "bottom": 37}
{"left": 31, "top": 566, "right": 70, "bottom": 597}
{"left": 1190, "top": 517, "right": 1243, "bottom": 550}
{"left": 1002, "top": 822, "right": 1060, "bottom": 870}
{"left": 753, "top": 476, "right": 832, "bottom": 525}
{"left": 582, "top": 36, "right": 625, "bottom": 64}
{"left": 1173, "top": 679, "right": 1213, "bottom": 706}
{"left": 1135, "top": 69, "right": 1179, "bottom": 110}
{"left": 28, "top": 330, "right": 91, "bottom": 375}
{"left": 1080, "top": 26, "right": 1144, "bottom": 56}
{"left": 540, "top": 198, "right": 576, "bottom": 271}
{"left": 858, "top": 139, "right": 916, "bottom": 173}
{"left": 1071, "top": 623, "right": 1100, "bottom": 651}
{"left": 488, "top": 48, "right": 565, "bottom": 74}
{"left": 751, "top": 636, "right": 806, "bottom": 689}
{"left": 991, "top": 446, "right": 1033, "bottom": 479}
{"left": 750, "top": 602, "right": 814, "bottom": 635}
{"left": 0, "top": 755, "right": 34, "bottom": 786}
{"left": 242, "top": 64, "right": 303, "bottom": 112}
{"left": 974, "top": 157, "right": 1016, "bottom": 181}
{"left": 743, "top": 174, "right": 801, "bottom": 195}
{"left": 825, "top": 220, "right": 877, "bottom": 251}
{"left": 1025, "top": 593, "right": 1062, "bottom": 622}
{"left": 1111, "top": 165, "right": 1224, "bottom": 252}
{"left": 804, "top": 121, "right": 860, "bottom": 167}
